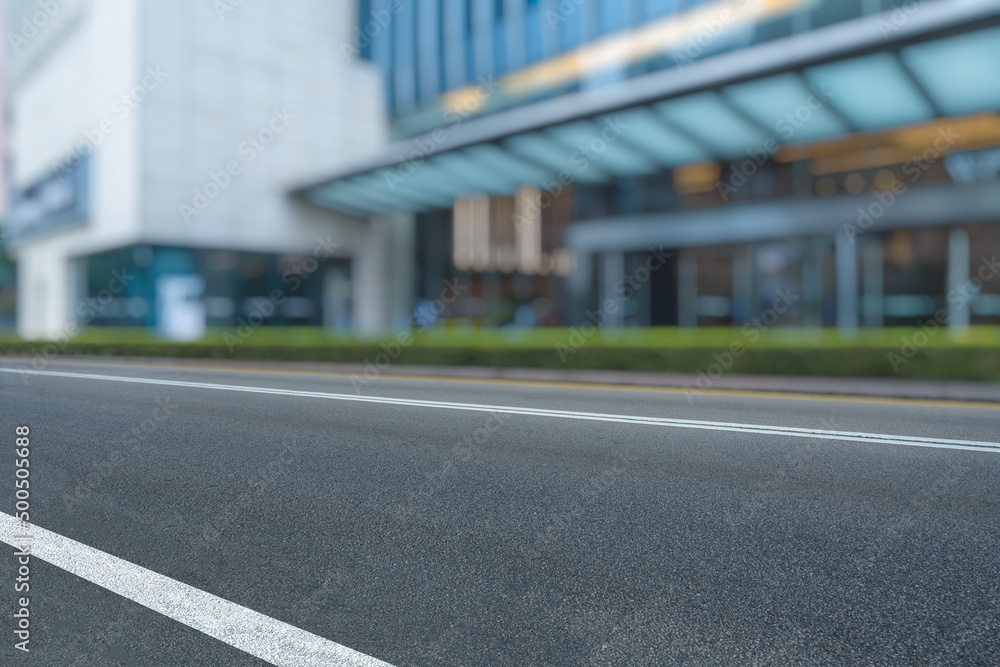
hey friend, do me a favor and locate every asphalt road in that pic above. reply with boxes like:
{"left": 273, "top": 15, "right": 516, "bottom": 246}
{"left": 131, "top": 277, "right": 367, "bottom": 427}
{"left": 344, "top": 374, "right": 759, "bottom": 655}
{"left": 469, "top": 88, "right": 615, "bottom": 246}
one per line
{"left": 1, "top": 358, "right": 998, "bottom": 666}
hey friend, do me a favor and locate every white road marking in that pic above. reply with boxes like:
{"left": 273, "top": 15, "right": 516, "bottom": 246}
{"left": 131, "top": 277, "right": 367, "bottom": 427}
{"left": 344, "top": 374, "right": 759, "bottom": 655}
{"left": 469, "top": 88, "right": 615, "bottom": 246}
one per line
{"left": 4, "top": 367, "right": 999, "bottom": 454}
{"left": 0, "top": 512, "right": 393, "bottom": 666}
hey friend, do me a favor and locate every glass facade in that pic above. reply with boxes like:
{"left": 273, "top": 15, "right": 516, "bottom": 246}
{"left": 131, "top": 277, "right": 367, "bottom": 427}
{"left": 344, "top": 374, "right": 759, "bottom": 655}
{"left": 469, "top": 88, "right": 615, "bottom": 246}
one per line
{"left": 361, "top": 0, "right": 920, "bottom": 134}
{"left": 82, "top": 246, "right": 352, "bottom": 333}
{"left": 325, "top": 0, "right": 1000, "bottom": 333}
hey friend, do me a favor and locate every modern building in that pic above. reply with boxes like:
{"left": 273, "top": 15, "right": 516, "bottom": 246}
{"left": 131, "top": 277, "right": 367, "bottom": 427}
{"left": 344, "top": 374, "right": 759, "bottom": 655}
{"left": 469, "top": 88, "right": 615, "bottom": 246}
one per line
{"left": 3, "top": 0, "right": 393, "bottom": 340}
{"left": 300, "top": 0, "right": 1000, "bottom": 332}
{"left": 5, "top": 0, "right": 1000, "bottom": 341}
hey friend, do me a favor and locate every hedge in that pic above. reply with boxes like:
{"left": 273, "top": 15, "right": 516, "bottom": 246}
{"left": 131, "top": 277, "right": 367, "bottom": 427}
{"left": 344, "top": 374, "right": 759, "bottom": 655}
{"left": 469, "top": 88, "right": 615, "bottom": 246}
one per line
{"left": 1, "top": 326, "right": 998, "bottom": 381}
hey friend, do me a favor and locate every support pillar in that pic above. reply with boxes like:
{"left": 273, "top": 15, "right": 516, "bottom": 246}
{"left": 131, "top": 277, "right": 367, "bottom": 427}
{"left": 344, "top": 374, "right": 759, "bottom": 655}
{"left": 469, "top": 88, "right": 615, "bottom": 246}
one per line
{"left": 599, "top": 251, "right": 625, "bottom": 328}
{"left": 732, "top": 245, "right": 753, "bottom": 325}
{"left": 16, "top": 245, "right": 75, "bottom": 340}
{"left": 802, "top": 244, "right": 823, "bottom": 328}
{"left": 678, "top": 249, "right": 698, "bottom": 328}
{"left": 835, "top": 233, "right": 859, "bottom": 336}
{"left": 353, "top": 211, "right": 415, "bottom": 337}
{"left": 947, "top": 228, "right": 971, "bottom": 330}
{"left": 862, "top": 241, "right": 884, "bottom": 328}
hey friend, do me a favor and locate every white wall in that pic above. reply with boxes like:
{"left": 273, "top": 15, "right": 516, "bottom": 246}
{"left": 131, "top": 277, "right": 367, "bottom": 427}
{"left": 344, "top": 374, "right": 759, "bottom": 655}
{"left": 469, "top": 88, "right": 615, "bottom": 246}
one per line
{"left": 9, "top": 0, "right": 143, "bottom": 338}
{"left": 137, "top": 0, "right": 386, "bottom": 256}
{"left": 9, "top": 0, "right": 391, "bottom": 339}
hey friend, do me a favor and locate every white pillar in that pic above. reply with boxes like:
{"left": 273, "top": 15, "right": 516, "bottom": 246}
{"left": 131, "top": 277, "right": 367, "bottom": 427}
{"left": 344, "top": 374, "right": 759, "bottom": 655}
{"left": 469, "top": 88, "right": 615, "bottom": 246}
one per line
{"left": 352, "top": 211, "right": 415, "bottom": 337}
{"left": 16, "top": 245, "right": 75, "bottom": 340}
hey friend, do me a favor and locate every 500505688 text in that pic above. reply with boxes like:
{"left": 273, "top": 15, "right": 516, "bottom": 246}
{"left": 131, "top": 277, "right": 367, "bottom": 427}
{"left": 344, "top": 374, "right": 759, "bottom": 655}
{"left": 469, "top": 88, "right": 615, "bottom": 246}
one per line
{"left": 13, "top": 425, "right": 33, "bottom": 654}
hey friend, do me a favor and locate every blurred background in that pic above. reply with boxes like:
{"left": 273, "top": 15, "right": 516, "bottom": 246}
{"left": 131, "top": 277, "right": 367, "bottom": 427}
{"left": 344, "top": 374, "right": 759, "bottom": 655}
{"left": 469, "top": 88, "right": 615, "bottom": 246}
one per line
{"left": 0, "top": 0, "right": 998, "bottom": 375}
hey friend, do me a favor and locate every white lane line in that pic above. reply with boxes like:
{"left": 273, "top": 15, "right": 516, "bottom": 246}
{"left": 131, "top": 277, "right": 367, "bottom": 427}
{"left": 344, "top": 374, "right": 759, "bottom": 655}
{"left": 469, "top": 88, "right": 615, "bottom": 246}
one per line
{"left": 0, "top": 512, "right": 393, "bottom": 667}
{"left": 4, "top": 367, "right": 1000, "bottom": 454}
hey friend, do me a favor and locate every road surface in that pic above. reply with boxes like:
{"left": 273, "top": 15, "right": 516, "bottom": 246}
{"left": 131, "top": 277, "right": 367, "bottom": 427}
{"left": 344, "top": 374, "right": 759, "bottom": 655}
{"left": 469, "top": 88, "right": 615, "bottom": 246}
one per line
{"left": 1, "top": 358, "right": 998, "bottom": 665}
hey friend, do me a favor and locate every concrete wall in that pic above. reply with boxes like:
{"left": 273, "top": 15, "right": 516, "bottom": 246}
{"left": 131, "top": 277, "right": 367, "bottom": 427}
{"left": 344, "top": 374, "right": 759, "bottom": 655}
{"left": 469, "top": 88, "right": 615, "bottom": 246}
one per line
{"left": 137, "top": 0, "right": 386, "bottom": 255}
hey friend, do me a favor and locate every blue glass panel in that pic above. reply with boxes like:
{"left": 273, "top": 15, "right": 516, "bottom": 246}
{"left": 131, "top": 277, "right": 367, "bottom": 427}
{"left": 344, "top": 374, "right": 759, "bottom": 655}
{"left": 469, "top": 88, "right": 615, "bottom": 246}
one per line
{"left": 655, "top": 91, "right": 771, "bottom": 157}
{"left": 598, "top": 0, "right": 627, "bottom": 34}
{"left": 417, "top": 0, "right": 443, "bottom": 101}
{"left": 547, "top": 121, "right": 658, "bottom": 175}
{"left": 504, "top": 132, "right": 611, "bottom": 182}
{"left": 902, "top": 27, "right": 1000, "bottom": 117}
{"left": 464, "top": 144, "right": 554, "bottom": 185}
{"left": 559, "top": 4, "right": 583, "bottom": 51}
{"left": 524, "top": 4, "right": 542, "bottom": 63}
{"left": 432, "top": 153, "right": 519, "bottom": 193}
{"left": 442, "top": 0, "right": 468, "bottom": 90}
{"left": 393, "top": 1, "right": 418, "bottom": 111}
{"left": 494, "top": 22, "right": 507, "bottom": 74}
{"left": 805, "top": 53, "right": 935, "bottom": 131}
{"left": 358, "top": 0, "right": 372, "bottom": 60}
{"left": 724, "top": 73, "right": 848, "bottom": 143}
{"left": 610, "top": 107, "right": 711, "bottom": 166}
{"left": 642, "top": 0, "right": 678, "bottom": 20}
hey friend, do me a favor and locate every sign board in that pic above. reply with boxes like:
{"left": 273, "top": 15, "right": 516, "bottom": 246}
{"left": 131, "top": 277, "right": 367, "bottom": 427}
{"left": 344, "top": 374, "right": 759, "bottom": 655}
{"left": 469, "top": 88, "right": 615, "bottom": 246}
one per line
{"left": 4, "top": 155, "right": 90, "bottom": 246}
